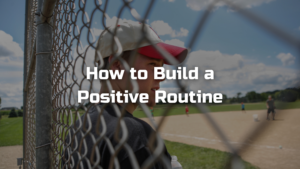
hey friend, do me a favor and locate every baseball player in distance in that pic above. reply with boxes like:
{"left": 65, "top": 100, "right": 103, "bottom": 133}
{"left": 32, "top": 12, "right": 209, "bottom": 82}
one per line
{"left": 63, "top": 22, "right": 188, "bottom": 169}
{"left": 266, "top": 95, "right": 275, "bottom": 120}
{"left": 241, "top": 102, "right": 246, "bottom": 113}
{"left": 185, "top": 105, "right": 189, "bottom": 116}
{"left": 150, "top": 107, "right": 154, "bottom": 119}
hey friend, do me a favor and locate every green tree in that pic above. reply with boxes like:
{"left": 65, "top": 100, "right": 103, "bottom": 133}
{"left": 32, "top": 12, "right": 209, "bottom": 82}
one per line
{"left": 230, "top": 97, "right": 237, "bottom": 103}
{"left": 274, "top": 92, "right": 281, "bottom": 100}
{"left": 236, "top": 92, "right": 241, "bottom": 102}
{"left": 246, "top": 91, "right": 255, "bottom": 102}
{"left": 222, "top": 94, "right": 227, "bottom": 103}
{"left": 9, "top": 108, "right": 18, "bottom": 118}
{"left": 276, "top": 90, "right": 298, "bottom": 102}
{"left": 260, "top": 93, "right": 268, "bottom": 101}
{"left": 246, "top": 91, "right": 262, "bottom": 102}
{"left": 18, "top": 110, "right": 23, "bottom": 117}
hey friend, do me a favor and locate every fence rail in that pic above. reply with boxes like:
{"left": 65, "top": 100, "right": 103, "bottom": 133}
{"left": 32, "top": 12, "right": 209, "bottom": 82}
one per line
{"left": 23, "top": 0, "right": 299, "bottom": 168}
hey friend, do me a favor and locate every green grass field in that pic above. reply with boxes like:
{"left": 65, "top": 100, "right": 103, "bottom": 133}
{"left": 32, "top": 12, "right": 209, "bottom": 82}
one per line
{"left": 0, "top": 115, "right": 23, "bottom": 146}
{"left": 165, "top": 140, "right": 259, "bottom": 169}
{"left": 0, "top": 114, "right": 260, "bottom": 168}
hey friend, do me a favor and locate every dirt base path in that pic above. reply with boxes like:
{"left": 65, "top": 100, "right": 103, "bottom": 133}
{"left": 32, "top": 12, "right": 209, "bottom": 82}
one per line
{"left": 0, "top": 145, "right": 23, "bottom": 169}
{"left": 143, "top": 109, "right": 300, "bottom": 169}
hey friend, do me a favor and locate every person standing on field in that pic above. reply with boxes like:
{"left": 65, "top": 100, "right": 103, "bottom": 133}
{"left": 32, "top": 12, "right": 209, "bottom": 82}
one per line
{"left": 185, "top": 105, "right": 189, "bottom": 116}
{"left": 266, "top": 95, "right": 275, "bottom": 120}
{"left": 241, "top": 102, "right": 246, "bottom": 113}
{"left": 150, "top": 107, "right": 154, "bottom": 119}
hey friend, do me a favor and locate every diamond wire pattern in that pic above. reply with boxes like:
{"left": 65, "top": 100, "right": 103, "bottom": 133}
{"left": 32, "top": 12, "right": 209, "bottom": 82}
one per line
{"left": 24, "top": 0, "right": 38, "bottom": 168}
{"left": 22, "top": 0, "right": 300, "bottom": 168}
{"left": 26, "top": 0, "right": 38, "bottom": 73}
{"left": 25, "top": 71, "right": 37, "bottom": 169}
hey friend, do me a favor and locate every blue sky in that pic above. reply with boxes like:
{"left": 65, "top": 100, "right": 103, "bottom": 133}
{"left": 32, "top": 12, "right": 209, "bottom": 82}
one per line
{"left": 0, "top": 0, "right": 299, "bottom": 107}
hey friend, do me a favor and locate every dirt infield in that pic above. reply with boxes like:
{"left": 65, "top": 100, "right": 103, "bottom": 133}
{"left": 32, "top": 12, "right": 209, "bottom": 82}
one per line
{"left": 143, "top": 108, "right": 300, "bottom": 169}
{"left": 0, "top": 145, "right": 23, "bottom": 169}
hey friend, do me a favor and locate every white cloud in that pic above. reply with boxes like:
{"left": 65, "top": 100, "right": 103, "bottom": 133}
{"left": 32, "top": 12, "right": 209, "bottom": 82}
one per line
{"left": 105, "top": 16, "right": 140, "bottom": 27}
{"left": 187, "top": 50, "right": 244, "bottom": 71}
{"left": 164, "top": 39, "right": 185, "bottom": 48}
{"left": 0, "top": 31, "right": 24, "bottom": 107}
{"left": 251, "top": 71, "right": 282, "bottom": 84}
{"left": 171, "top": 28, "right": 188, "bottom": 37}
{"left": 185, "top": 0, "right": 274, "bottom": 11}
{"left": 169, "top": 0, "right": 175, "bottom": 2}
{"left": 276, "top": 53, "right": 295, "bottom": 66}
{"left": 298, "top": 26, "right": 300, "bottom": 30}
{"left": 150, "top": 20, "right": 173, "bottom": 36}
{"left": 0, "top": 30, "right": 23, "bottom": 58}
{"left": 0, "top": 57, "right": 23, "bottom": 107}
{"left": 159, "top": 49, "right": 299, "bottom": 97}
{"left": 0, "top": 82, "right": 23, "bottom": 98}
{"left": 0, "top": 57, "right": 23, "bottom": 68}
{"left": 92, "top": 28, "right": 103, "bottom": 36}
{"left": 150, "top": 20, "right": 189, "bottom": 37}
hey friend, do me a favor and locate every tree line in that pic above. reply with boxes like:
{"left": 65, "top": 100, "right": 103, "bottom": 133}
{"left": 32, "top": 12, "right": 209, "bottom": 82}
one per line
{"left": 226, "top": 87, "right": 300, "bottom": 103}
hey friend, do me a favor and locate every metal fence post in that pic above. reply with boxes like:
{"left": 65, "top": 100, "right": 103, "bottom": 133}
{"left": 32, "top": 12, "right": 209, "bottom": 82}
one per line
{"left": 23, "top": 0, "right": 29, "bottom": 168}
{"left": 35, "top": 0, "right": 56, "bottom": 168}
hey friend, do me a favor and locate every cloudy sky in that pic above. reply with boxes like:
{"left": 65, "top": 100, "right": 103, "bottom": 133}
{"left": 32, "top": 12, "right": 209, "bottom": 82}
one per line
{"left": 0, "top": 0, "right": 299, "bottom": 108}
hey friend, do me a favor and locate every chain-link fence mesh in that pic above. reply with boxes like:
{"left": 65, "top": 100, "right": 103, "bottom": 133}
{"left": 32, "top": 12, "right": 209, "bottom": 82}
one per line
{"left": 23, "top": 0, "right": 299, "bottom": 168}
{"left": 24, "top": 0, "right": 38, "bottom": 168}
{"left": 24, "top": 71, "right": 37, "bottom": 168}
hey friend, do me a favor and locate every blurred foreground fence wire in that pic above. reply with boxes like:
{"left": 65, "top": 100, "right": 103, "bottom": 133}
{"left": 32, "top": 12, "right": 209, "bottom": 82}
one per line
{"left": 23, "top": 0, "right": 299, "bottom": 168}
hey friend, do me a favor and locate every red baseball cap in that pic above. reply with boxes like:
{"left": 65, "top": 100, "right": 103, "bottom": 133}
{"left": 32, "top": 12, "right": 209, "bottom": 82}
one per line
{"left": 138, "top": 42, "right": 188, "bottom": 64}
{"left": 95, "top": 22, "right": 188, "bottom": 65}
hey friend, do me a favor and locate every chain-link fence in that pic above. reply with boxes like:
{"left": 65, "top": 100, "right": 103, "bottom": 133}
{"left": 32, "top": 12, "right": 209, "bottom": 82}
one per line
{"left": 24, "top": 0, "right": 38, "bottom": 168}
{"left": 23, "top": 0, "right": 300, "bottom": 168}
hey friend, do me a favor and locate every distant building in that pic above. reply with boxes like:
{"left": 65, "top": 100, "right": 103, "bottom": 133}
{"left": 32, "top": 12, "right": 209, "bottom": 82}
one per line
{"left": 0, "top": 107, "right": 20, "bottom": 111}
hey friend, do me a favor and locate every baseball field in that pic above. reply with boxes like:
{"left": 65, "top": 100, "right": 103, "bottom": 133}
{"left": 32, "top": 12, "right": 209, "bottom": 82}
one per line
{"left": 141, "top": 103, "right": 300, "bottom": 169}
{"left": 0, "top": 101, "right": 299, "bottom": 168}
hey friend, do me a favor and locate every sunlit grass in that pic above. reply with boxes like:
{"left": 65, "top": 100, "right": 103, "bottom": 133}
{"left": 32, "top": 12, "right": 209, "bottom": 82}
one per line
{"left": 165, "top": 140, "right": 259, "bottom": 169}
{"left": 0, "top": 115, "right": 23, "bottom": 146}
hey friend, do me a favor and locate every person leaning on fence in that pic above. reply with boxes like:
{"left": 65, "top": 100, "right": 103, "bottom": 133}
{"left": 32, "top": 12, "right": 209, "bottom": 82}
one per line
{"left": 62, "top": 22, "right": 188, "bottom": 169}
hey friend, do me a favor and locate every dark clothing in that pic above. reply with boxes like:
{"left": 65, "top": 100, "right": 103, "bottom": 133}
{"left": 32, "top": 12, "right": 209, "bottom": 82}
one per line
{"left": 242, "top": 108, "right": 245, "bottom": 110}
{"left": 63, "top": 104, "right": 171, "bottom": 169}
{"left": 267, "top": 108, "right": 275, "bottom": 114}
{"left": 266, "top": 99, "right": 275, "bottom": 109}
